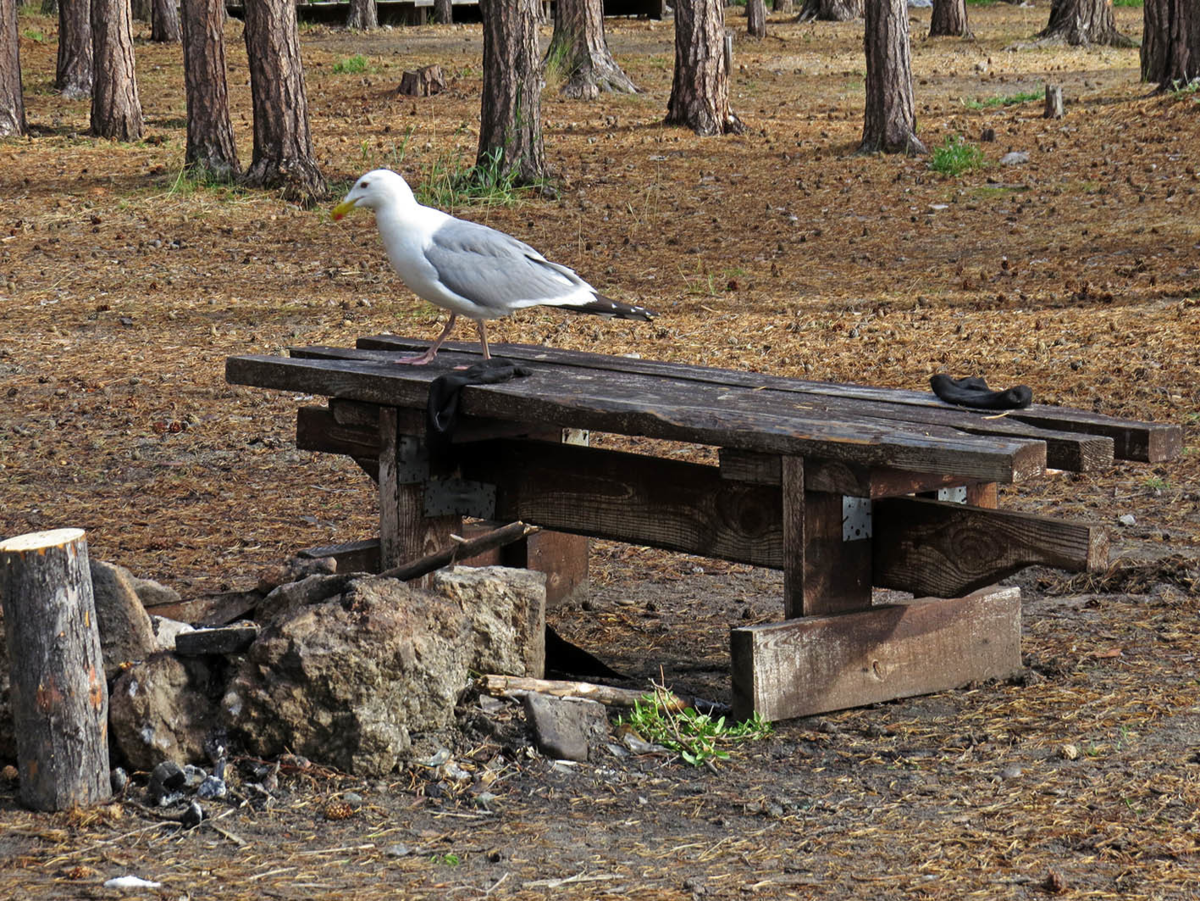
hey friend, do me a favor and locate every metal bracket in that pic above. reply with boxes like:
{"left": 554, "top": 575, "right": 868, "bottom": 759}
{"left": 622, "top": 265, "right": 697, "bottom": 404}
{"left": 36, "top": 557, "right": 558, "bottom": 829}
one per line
{"left": 937, "top": 486, "right": 968, "bottom": 504}
{"left": 395, "top": 435, "right": 429, "bottom": 484}
{"left": 842, "top": 496, "right": 872, "bottom": 542}
{"left": 562, "top": 428, "right": 590, "bottom": 447}
{"left": 424, "top": 478, "right": 497, "bottom": 519}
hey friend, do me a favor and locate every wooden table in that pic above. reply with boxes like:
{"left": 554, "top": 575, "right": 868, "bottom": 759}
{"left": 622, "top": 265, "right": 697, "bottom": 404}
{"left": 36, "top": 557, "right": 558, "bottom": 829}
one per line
{"left": 226, "top": 336, "right": 1182, "bottom": 721}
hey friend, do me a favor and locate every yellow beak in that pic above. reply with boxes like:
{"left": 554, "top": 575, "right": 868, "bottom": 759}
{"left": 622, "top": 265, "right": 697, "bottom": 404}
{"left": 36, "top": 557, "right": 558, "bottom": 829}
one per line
{"left": 331, "top": 198, "right": 358, "bottom": 221}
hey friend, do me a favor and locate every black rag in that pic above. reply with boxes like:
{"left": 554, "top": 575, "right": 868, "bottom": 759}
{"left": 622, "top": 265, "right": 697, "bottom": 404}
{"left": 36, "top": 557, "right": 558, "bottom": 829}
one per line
{"left": 426, "top": 358, "right": 533, "bottom": 454}
{"left": 930, "top": 374, "right": 1033, "bottom": 411}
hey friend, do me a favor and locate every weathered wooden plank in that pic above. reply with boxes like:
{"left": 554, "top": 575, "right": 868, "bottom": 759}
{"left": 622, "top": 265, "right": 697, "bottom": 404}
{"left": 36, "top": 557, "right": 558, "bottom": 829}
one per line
{"left": 297, "top": 406, "right": 379, "bottom": 458}
{"left": 455, "top": 440, "right": 784, "bottom": 567}
{"left": 731, "top": 587, "right": 1022, "bottom": 722}
{"left": 230, "top": 352, "right": 1045, "bottom": 483}
{"left": 299, "top": 538, "right": 382, "bottom": 575}
{"left": 356, "top": 336, "right": 1176, "bottom": 464}
{"left": 872, "top": 496, "right": 1108, "bottom": 598}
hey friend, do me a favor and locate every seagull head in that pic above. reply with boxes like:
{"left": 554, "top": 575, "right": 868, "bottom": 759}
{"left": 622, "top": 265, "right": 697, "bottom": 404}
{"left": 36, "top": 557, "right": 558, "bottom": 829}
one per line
{"left": 331, "top": 169, "right": 416, "bottom": 221}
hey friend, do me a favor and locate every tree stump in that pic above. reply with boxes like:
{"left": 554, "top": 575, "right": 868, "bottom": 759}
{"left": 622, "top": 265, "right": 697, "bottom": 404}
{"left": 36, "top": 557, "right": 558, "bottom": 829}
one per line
{"left": 1044, "top": 84, "right": 1064, "bottom": 119}
{"left": 397, "top": 65, "right": 447, "bottom": 97}
{"left": 0, "top": 529, "right": 111, "bottom": 811}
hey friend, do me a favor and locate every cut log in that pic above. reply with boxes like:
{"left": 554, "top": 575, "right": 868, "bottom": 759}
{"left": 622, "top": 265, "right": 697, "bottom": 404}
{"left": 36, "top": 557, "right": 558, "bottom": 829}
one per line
{"left": 397, "top": 64, "right": 446, "bottom": 97}
{"left": 0, "top": 529, "right": 111, "bottom": 811}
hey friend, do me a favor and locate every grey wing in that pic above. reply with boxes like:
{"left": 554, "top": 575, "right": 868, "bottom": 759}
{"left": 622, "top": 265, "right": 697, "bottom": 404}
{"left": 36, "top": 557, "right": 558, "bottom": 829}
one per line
{"left": 424, "top": 218, "right": 594, "bottom": 314}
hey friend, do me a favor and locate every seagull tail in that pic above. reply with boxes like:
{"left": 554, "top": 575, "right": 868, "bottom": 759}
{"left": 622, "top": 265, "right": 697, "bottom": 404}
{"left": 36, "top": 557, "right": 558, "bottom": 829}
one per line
{"left": 568, "top": 293, "right": 656, "bottom": 321}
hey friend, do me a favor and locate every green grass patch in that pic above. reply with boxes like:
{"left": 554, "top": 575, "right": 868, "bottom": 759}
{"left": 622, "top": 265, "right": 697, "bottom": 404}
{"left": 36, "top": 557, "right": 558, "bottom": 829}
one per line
{"left": 333, "top": 54, "right": 371, "bottom": 75}
{"left": 21, "top": 28, "right": 46, "bottom": 42}
{"left": 1112, "top": 0, "right": 1142, "bottom": 7}
{"left": 929, "top": 134, "right": 986, "bottom": 178}
{"left": 961, "top": 89, "right": 1044, "bottom": 110}
{"left": 616, "top": 684, "right": 773, "bottom": 767}
{"left": 418, "top": 147, "right": 546, "bottom": 210}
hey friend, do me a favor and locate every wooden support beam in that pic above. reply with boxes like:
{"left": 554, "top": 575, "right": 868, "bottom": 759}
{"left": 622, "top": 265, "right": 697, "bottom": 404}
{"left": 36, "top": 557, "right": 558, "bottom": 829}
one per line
{"left": 872, "top": 496, "right": 1107, "bottom": 598}
{"left": 731, "top": 587, "right": 1022, "bottom": 722}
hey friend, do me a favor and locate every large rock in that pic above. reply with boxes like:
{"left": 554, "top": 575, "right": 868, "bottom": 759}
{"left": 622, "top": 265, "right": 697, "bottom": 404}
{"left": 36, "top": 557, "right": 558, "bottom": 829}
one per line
{"left": 109, "top": 653, "right": 222, "bottom": 770}
{"left": 432, "top": 566, "right": 545, "bottom": 678}
{"left": 89, "top": 560, "right": 159, "bottom": 680}
{"left": 223, "top": 577, "right": 475, "bottom": 777}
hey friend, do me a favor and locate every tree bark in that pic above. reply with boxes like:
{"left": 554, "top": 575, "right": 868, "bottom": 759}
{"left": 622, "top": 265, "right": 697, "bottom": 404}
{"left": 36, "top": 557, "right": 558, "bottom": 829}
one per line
{"left": 181, "top": 0, "right": 240, "bottom": 179}
{"left": 546, "top": 0, "right": 637, "bottom": 99}
{"left": 0, "top": 0, "right": 25, "bottom": 137}
{"left": 346, "top": 0, "right": 378, "bottom": 30}
{"left": 90, "top": 0, "right": 144, "bottom": 141}
{"left": 151, "top": 0, "right": 181, "bottom": 41}
{"left": 797, "top": 0, "right": 863, "bottom": 23}
{"left": 1142, "top": 0, "right": 1199, "bottom": 87}
{"left": 242, "top": 0, "right": 326, "bottom": 203}
{"left": 55, "top": 0, "right": 93, "bottom": 98}
{"left": 666, "top": 0, "right": 744, "bottom": 136}
{"left": 434, "top": 0, "right": 453, "bottom": 23}
{"left": 478, "top": 0, "right": 546, "bottom": 184}
{"left": 0, "top": 529, "right": 111, "bottom": 812}
{"left": 130, "top": 0, "right": 149, "bottom": 20}
{"left": 747, "top": 0, "right": 767, "bottom": 38}
{"left": 861, "top": 0, "right": 924, "bottom": 155}
{"left": 929, "top": 0, "right": 970, "bottom": 38}
{"left": 1036, "top": 0, "right": 1134, "bottom": 47}
{"left": 774, "top": 0, "right": 795, "bottom": 14}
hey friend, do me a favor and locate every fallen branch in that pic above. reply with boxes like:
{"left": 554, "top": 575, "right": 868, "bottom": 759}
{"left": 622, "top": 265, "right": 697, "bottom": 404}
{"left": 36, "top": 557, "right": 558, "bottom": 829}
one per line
{"left": 479, "top": 674, "right": 729, "bottom": 716}
{"left": 379, "top": 521, "right": 537, "bottom": 583}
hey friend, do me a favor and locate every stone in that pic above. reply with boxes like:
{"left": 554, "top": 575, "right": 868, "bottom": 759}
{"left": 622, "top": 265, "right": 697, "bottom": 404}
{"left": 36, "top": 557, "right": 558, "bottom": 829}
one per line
{"left": 129, "top": 574, "right": 181, "bottom": 611}
{"left": 89, "top": 560, "right": 159, "bottom": 680}
{"left": 521, "top": 695, "right": 610, "bottom": 762}
{"left": 150, "top": 615, "right": 195, "bottom": 652}
{"left": 432, "top": 566, "right": 546, "bottom": 677}
{"left": 999, "top": 151, "right": 1030, "bottom": 167}
{"left": 223, "top": 577, "right": 475, "bottom": 777}
{"left": 256, "top": 573, "right": 348, "bottom": 623}
{"left": 257, "top": 555, "right": 338, "bottom": 595}
{"left": 175, "top": 623, "right": 260, "bottom": 656}
{"left": 147, "top": 760, "right": 186, "bottom": 805}
{"left": 109, "top": 653, "right": 223, "bottom": 770}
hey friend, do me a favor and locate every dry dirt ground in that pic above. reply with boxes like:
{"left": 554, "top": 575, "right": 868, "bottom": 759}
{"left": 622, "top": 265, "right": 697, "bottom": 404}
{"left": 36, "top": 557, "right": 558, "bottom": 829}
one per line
{"left": 2, "top": 4, "right": 1200, "bottom": 899}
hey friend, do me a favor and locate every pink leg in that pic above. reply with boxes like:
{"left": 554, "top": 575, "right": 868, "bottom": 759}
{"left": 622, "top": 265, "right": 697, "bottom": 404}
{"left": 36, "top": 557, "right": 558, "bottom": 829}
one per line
{"left": 477, "top": 320, "right": 491, "bottom": 360}
{"left": 394, "top": 314, "right": 457, "bottom": 366}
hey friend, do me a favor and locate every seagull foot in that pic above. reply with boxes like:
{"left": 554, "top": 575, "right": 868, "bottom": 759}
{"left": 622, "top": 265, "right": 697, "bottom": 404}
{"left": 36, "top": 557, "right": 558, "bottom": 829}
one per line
{"left": 392, "top": 352, "right": 439, "bottom": 366}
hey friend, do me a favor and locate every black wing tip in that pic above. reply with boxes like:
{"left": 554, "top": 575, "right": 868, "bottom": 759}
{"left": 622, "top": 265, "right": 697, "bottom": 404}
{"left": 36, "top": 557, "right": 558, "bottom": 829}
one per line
{"left": 583, "top": 293, "right": 656, "bottom": 321}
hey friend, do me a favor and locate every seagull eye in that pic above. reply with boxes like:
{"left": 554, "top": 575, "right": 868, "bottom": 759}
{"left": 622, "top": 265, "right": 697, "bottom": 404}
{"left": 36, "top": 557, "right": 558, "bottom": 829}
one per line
{"left": 360, "top": 181, "right": 370, "bottom": 189}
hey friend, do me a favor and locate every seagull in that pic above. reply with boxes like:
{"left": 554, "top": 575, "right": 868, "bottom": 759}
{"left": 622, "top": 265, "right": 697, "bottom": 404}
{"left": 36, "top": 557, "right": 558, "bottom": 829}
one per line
{"left": 331, "top": 169, "right": 656, "bottom": 365}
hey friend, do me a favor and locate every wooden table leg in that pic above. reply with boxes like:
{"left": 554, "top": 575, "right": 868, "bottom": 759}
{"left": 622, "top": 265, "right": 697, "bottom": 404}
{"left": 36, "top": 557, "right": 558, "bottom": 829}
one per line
{"left": 782, "top": 455, "right": 872, "bottom": 619}
{"left": 378, "top": 407, "right": 460, "bottom": 586}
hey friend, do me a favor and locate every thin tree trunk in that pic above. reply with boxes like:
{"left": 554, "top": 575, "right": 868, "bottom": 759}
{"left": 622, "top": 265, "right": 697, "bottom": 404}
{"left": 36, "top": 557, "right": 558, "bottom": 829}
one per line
{"left": 181, "top": 0, "right": 239, "bottom": 179}
{"left": 242, "top": 0, "right": 326, "bottom": 202}
{"left": 666, "top": 0, "right": 744, "bottom": 136}
{"left": 478, "top": 0, "right": 546, "bottom": 184}
{"left": 131, "top": 0, "right": 149, "bottom": 20}
{"left": 56, "top": 0, "right": 93, "bottom": 98}
{"left": 1036, "top": 0, "right": 1134, "bottom": 47}
{"left": 861, "top": 0, "right": 924, "bottom": 154}
{"left": 546, "top": 0, "right": 637, "bottom": 99}
{"left": 747, "top": 0, "right": 767, "bottom": 38}
{"left": 775, "top": 0, "right": 795, "bottom": 14}
{"left": 90, "top": 0, "right": 144, "bottom": 141}
{"left": 796, "top": 0, "right": 862, "bottom": 22}
{"left": 929, "top": 0, "right": 970, "bottom": 38}
{"left": 434, "top": 0, "right": 453, "bottom": 23}
{"left": 151, "top": 0, "right": 181, "bottom": 41}
{"left": 1142, "top": 0, "right": 1199, "bottom": 87}
{"left": 1, "top": 0, "right": 26, "bottom": 137}
{"left": 346, "top": 0, "right": 378, "bottom": 30}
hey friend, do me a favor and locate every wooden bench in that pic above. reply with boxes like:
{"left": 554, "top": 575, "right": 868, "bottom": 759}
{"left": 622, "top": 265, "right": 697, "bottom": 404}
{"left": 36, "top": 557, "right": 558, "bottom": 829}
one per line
{"left": 226, "top": 336, "right": 1182, "bottom": 721}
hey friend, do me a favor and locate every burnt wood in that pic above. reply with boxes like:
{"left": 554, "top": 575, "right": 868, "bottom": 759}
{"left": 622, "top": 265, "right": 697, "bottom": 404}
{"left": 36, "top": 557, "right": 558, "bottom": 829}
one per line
{"left": 732, "top": 586, "right": 1022, "bottom": 721}
{"left": 355, "top": 336, "right": 1179, "bottom": 464}
{"left": 872, "top": 496, "right": 1108, "bottom": 598}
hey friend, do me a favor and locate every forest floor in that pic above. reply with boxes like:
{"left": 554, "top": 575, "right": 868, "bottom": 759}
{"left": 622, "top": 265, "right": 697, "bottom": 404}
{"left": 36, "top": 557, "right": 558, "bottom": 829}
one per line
{"left": 2, "top": 3, "right": 1200, "bottom": 899}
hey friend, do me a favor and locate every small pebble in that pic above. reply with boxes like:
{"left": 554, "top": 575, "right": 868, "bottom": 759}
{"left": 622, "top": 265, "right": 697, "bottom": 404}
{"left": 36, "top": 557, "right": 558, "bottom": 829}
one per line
{"left": 1058, "top": 744, "right": 1079, "bottom": 761}
{"left": 386, "top": 843, "right": 412, "bottom": 858}
{"left": 1000, "top": 765, "right": 1023, "bottom": 780}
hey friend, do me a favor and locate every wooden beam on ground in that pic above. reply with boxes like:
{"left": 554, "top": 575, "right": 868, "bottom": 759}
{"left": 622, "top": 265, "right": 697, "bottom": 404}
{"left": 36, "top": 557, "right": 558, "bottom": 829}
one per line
{"left": 872, "top": 496, "right": 1108, "bottom": 598}
{"left": 731, "top": 587, "right": 1022, "bottom": 721}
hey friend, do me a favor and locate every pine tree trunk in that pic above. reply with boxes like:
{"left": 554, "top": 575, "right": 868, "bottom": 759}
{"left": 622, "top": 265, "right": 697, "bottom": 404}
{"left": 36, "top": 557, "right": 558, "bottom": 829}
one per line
{"left": 666, "top": 0, "right": 744, "bottom": 136}
{"left": 242, "top": 0, "right": 326, "bottom": 203}
{"left": 478, "top": 0, "right": 546, "bottom": 184}
{"left": 181, "top": 0, "right": 239, "bottom": 179}
{"left": 861, "top": 0, "right": 924, "bottom": 154}
{"left": 775, "top": 0, "right": 795, "bottom": 14}
{"left": 0, "top": 530, "right": 111, "bottom": 812}
{"left": 434, "top": 0, "right": 453, "bottom": 23}
{"left": 797, "top": 0, "right": 863, "bottom": 22}
{"left": 42, "top": 0, "right": 58, "bottom": 14}
{"left": 151, "top": 0, "right": 181, "bottom": 41}
{"left": 747, "top": 0, "right": 767, "bottom": 38}
{"left": 547, "top": 0, "right": 637, "bottom": 99}
{"left": 347, "top": 0, "right": 378, "bottom": 30}
{"left": 1037, "top": 0, "right": 1134, "bottom": 47}
{"left": 131, "top": 0, "right": 149, "bottom": 20}
{"left": 929, "top": 0, "right": 970, "bottom": 38}
{"left": 56, "top": 0, "right": 93, "bottom": 98}
{"left": 1142, "top": 0, "right": 1199, "bottom": 87}
{"left": 1, "top": 0, "right": 26, "bottom": 137}
{"left": 90, "top": 0, "right": 144, "bottom": 141}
